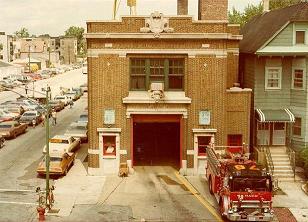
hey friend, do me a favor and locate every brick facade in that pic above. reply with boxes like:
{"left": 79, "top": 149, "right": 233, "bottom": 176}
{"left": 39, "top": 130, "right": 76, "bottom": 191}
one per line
{"left": 198, "top": 0, "right": 228, "bottom": 21}
{"left": 86, "top": 13, "right": 251, "bottom": 175}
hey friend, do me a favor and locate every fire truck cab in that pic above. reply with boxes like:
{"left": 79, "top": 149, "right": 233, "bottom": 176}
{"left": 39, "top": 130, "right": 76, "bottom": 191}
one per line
{"left": 206, "top": 146, "right": 274, "bottom": 221}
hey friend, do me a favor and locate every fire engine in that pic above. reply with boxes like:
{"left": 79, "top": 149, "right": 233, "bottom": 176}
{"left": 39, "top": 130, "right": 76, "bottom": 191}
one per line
{"left": 206, "top": 144, "right": 274, "bottom": 221}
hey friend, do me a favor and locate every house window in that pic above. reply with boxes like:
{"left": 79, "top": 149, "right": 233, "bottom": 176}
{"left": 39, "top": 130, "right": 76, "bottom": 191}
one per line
{"left": 130, "top": 58, "right": 184, "bottom": 90}
{"left": 265, "top": 67, "right": 282, "bottom": 90}
{"left": 296, "top": 31, "right": 305, "bottom": 44}
{"left": 197, "top": 136, "right": 211, "bottom": 156}
{"left": 292, "top": 68, "right": 305, "bottom": 89}
{"left": 293, "top": 117, "right": 301, "bottom": 136}
{"left": 103, "top": 135, "right": 116, "bottom": 156}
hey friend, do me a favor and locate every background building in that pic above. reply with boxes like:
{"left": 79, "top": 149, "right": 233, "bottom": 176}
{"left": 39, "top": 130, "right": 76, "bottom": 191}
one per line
{"left": 59, "top": 37, "right": 77, "bottom": 64}
{"left": 86, "top": 0, "right": 252, "bottom": 176}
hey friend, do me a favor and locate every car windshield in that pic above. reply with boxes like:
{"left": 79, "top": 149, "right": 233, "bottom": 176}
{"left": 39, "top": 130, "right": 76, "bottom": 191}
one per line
{"left": 23, "top": 113, "right": 36, "bottom": 116}
{"left": 55, "top": 97, "right": 65, "bottom": 100}
{"left": 80, "top": 114, "right": 88, "bottom": 120}
{"left": 43, "top": 157, "right": 62, "bottom": 162}
{"left": 0, "top": 125, "right": 12, "bottom": 128}
{"left": 231, "top": 177, "right": 272, "bottom": 192}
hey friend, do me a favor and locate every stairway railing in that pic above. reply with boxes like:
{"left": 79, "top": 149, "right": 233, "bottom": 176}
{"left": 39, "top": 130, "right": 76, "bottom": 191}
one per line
{"left": 286, "top": 139, "right": 296, "bottom": 181}
{"left": 263, "top": 146, "right": 275, "bottom": 176}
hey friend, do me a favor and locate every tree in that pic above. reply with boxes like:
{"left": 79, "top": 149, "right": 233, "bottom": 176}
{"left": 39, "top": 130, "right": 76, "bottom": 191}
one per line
{"left": 64, "top": 26, "right": 85, "bottom": 55}
{"left": 229, "top": 0, "right": 302, "bottom": 26}
{"left": 14, "top": 27, "right": 30, "bottom": 38}
{"left": 39, "top": 34, "right": 51, "bottom": 38}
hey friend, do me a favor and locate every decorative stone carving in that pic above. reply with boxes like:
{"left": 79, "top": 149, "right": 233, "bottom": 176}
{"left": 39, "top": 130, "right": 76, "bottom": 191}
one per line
{"left": 140, "top": 11, "right": 174, "bottom": 38}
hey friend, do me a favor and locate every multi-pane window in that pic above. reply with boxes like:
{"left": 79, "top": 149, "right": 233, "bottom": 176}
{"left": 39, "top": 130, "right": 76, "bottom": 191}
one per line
{"left": 296, "top": 31, "right": 305, "bottom": 44}
{"left": 150, "top": 59, "right": 165, "bottom": 82}
{"left": 130, "top": 58, "right": 184, "bottom": 90}
{"left": 265, "top": 67, "right": 282, "bottom": 89}
{"left": 130, "top": 59, "right": 146, "bottom": 90}
{"left": 293, "top": 117, "right": 301, "bottom": 136}
{"left": 292, "top": 69, "right": 305, "bottom": 89}
{"left": 169, "top": 59, "right": 184, "bottom": 89}
{"left": 198, "top": 136, "right": 211, "bottom": 156}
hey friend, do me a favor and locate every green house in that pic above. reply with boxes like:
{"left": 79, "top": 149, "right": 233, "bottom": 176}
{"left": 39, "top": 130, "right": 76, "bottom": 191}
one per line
{"left": 240, "top": 2, "right": 308, "bottom": 180}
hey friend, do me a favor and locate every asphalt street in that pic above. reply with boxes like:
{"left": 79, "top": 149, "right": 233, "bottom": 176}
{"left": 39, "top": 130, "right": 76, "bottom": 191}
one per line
{"left": 0, "top": 69, "right": 87, "bottom": 221}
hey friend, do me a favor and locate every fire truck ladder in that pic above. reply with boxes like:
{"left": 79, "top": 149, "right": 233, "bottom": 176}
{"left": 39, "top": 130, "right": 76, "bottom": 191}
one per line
{"left": 207, "top": 147, "right": 221, "bottom": 175}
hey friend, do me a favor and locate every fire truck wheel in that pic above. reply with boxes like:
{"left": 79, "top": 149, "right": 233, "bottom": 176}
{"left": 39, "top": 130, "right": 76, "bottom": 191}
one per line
{"left": 208, "top": 177, "right": 214, "bottom": 195}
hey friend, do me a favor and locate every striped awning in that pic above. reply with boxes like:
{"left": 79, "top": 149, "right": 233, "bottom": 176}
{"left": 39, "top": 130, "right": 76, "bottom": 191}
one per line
{"left": 256, "top": 109, "right": 295, "bottom": 122}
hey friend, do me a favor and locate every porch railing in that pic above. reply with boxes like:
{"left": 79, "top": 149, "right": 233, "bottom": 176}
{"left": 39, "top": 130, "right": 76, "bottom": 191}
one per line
{"left": 286, "top": 139, "right": 296, "bottom": 180}
{"left": 264, "top": 146, "right": 275, "bottom": 176}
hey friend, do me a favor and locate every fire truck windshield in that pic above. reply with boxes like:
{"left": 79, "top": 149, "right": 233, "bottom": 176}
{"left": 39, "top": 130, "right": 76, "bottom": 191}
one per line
{"left": 231, "top": 177, "right": 272, "bottom": 192}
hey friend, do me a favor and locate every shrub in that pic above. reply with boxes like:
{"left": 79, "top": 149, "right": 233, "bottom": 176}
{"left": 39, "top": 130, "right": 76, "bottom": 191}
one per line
{"left": 300, "top": 148, "right": 308, "bottom": 178}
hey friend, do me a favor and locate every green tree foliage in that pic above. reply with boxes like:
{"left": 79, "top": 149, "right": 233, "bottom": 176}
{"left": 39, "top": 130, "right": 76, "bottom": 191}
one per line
{"left": 229, "top": 0, "right": 302, "bottom": 26}
{"left": 14, "top": 27, "right": 30, "bottom": 38}
{"left": 64, "top": 26, "right": 85, "bottom": 55}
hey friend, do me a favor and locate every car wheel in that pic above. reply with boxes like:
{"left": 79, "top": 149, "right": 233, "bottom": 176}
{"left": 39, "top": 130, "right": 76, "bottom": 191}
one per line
{"left": 12, "top": 132, "right": 17, "bottom": 139}
{"left": 64, "top": 168, "right": 68, "bottom": 176}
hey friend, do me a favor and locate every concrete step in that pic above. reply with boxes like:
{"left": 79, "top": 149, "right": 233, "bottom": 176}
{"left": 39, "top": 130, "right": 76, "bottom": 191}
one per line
{"left": 274, "top": 174, "right": 295, "bottom": 179}
{"left": 274, "top": 170, "right": 294, "bottom": 175}
{"left": 271, "top": 157, "right": 290, "bottom": 161}
{"left": 273, "top": 166, "right": 293, "bottom": 170}
{"left": 276, "top": 177, "right": 295, "bottom": 182}
{"left": 271, "top": 154, "right": 289, "bottom": 157}
{"left": 272, "top": 160, "right": 291, "bottom": 165}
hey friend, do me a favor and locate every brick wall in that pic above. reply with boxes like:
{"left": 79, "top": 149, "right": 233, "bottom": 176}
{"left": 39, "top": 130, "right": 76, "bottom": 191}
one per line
{"left": 198, "top": 0, "right": 228, "bottom": 21}
{"left": 177, "top": 0, "right": 188, "bottom": 15}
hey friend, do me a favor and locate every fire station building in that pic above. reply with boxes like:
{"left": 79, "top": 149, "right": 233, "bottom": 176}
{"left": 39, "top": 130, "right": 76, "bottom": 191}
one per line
{"left": 85, "top": 0, "right": 252, "bottom": 176}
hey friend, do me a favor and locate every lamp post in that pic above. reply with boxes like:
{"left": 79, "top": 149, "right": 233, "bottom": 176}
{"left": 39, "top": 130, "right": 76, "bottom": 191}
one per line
{"left": 25, "top": 39, "right": 33, "bottom": 73}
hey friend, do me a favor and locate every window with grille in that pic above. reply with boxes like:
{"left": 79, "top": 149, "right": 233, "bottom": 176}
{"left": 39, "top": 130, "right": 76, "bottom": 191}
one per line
{"left": 130, "top": 58, "right": 184, "bottom": 90}
{"left": 292, "top": 68, "right": 305, "bottom": 89}
{"left": 265, "top": 67, "right": 282, "bottom": 90}
{"left": 197, "top": 136, "right": 211, "bottom": 156}
{"left": 296, "top": 31, "right": 305, "bottom": 44}
{"left": 293, "top": 117, "right": 301, "bottom": 136}
{"left": 103, "top": 136, "right": 116, "bottom": 156}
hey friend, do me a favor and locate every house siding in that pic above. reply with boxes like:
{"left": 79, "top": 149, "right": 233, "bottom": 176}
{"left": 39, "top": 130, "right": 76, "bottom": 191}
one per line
{"left": 268, "top": 23, "right": 293, "bottom": 47}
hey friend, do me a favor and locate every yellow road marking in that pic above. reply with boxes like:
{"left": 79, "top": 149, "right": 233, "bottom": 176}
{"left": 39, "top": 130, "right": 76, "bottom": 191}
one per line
{"left": 174, "top": 172, "right": 223, "bottom": 222}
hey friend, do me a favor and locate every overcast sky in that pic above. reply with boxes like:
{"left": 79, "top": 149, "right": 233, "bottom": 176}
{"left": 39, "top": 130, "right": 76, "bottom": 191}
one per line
{"left": 0, "top": 0, "right": 261, "bottom": 36}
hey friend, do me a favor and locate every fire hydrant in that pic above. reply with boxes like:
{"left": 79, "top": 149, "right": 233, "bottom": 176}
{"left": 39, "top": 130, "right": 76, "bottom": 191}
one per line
{"left": 37, "top": 206, "right": 45, "bottom": 221}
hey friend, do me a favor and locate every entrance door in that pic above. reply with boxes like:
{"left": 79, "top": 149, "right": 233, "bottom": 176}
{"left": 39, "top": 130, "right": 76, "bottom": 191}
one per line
{"left": 272, "top": 122, "right": 286, "bottom": 145}
{"left": 257, "top": 123, "right": 270, "bottom": 145}
{"left": 133, "top": 122, "right": 180, "bottom": 168}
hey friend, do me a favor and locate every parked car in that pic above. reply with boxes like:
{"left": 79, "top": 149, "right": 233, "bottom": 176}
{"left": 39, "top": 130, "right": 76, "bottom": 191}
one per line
{"left": 2, "top": 105, "right": 24, "bottom": 115}
{"left": 64, "top": 122, "right": 88, "bottom": 143}
{"left": 37, "top": 151, "right": 76, "bottom": 176}
{"left": 19, "top": 111, "right": 42, "bottom": 125}
{"left": 80, "top": 83, "right": 88, "bottom": 92}
{"left": 78, "top": 112, "right": 88, "bottom": 124}
{"left": 71, "top": 87, "right": 83, "bottom": 97}
{"left": 17, "top": 75, "right": 32, "bottom": 83}
{"left": 0, "top": 121, "right": 27, "bottom": 139}
{"left": 49, "top": 100, "right": 65, "bottom": 112}
{"left": 0, "top": 80, "right": 14, "bottom": 90}
{"left": 43, "top": 135, "right": 81, "bottom": 153}
{"left": 0, "top": 109, "right": 20, "bottom": 120}
{"left": 65, "top": 91, "right": 79, "bottom": 101}
{"left": 54, "top": 95, "right": 70, "bottom": 106}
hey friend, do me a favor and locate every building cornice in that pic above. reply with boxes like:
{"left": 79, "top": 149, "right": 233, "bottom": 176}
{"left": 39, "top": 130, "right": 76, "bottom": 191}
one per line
{"left": 87, "top": 48, "right": 229, "bottom": 58}
{"left": 84, "top": 33, "right": 242, "bottom": 40}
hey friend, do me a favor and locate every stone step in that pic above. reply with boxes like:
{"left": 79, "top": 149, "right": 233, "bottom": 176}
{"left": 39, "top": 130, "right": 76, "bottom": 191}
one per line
{"left": 270, "top": 150, "right": 287, "bottom": 154}
{"left": 272, "top": 160, "right": 291, "bottom": 165}
{"left": 271, "top": 157, "right": 290, "bottom": 161}
{"left": 271, "top": 154, "right": 289, "bottom": 157}
{"left": 274, "top": 169, "right": 294, "bottom": 174}
{"left": 273, "top": 166, "right": 293, "bottom": 170}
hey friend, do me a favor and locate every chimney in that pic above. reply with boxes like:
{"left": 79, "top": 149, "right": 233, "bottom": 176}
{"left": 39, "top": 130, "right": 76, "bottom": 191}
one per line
{"left": 177, "top": 0, "right": 188, "bottom": 15}
{"left": 263, "top": 0, "right": 270, "bottom": 12}
{"left": 198, "top": 0, "right": 228, "bottom": 21}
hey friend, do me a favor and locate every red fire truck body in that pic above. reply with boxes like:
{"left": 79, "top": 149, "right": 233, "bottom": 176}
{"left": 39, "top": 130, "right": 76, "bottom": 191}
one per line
{"left": 206, "top": 146, "right": 274, "bottom": 221}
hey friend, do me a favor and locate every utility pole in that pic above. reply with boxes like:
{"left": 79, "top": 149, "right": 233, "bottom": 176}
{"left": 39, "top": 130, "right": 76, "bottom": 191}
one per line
{"left": 45, "top": 85, "right": 51, "bottom": 205}
{"left": 48, "top": 46, "right": 51, "bottom": 68}
{"left": 28, "top": 45, "right": 31, "bottom": 73}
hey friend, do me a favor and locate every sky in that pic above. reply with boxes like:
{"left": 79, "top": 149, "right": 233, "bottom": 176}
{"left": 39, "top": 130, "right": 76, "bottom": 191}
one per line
{"left": 0, "top": 0, "right": 261, "bottom": 36}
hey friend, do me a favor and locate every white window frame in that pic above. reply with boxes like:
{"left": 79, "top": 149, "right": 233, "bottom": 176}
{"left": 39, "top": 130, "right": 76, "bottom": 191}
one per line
{"left": 291, "top": 67, "right": 306, "bottom": 90}
{"left": 294, "top": 30, "right": 307, "bottom": 45}
{"left": 265, "top": 67, "right": 282, "bottom": 90}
